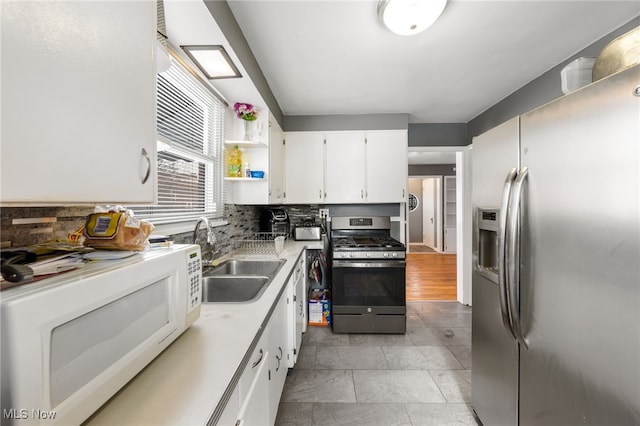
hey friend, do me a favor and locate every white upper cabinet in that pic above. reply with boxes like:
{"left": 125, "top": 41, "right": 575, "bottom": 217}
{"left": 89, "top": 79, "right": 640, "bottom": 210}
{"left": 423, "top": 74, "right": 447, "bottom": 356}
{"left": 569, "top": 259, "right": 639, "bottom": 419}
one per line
{"left": 284, "top": 133, "right": 325, "bottom": 204}
{"left": 268, "top": 118, "right": 285, "bottom": 203}
{"left": 325, "top": 133, "right": 366, "bottom": 203}
{"left": 225, "top": 112, "right": 285, "bottom": 205}
{"left": 1, "top": 1, "right": 156, "bottom": 205}
{"left": 365, "top": 130, "right": 408, "bottom": 203}
{"left": 283, "top": 129, "right": 407, "bottom": 204}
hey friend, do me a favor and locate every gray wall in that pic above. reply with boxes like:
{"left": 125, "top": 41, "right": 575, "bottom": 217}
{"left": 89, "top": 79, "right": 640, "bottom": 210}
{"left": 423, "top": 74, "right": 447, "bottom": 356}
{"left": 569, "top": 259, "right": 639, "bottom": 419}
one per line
{"left": 468, "top": 17, "right": 640, "bottom": 141}
{"left": 203, "top": 0, "right": 284, "bottom": 128}
{"left": 408, "top": 123, "right": 467, "bottom": 147}
{"left": 409, "top": 164, "right": 456, "bottom": 177}
{"left": 408, "top": 179, "right": 423, "bottom": 242}
{"left": 283, "top": 114, "right": 408, "bottom": 132}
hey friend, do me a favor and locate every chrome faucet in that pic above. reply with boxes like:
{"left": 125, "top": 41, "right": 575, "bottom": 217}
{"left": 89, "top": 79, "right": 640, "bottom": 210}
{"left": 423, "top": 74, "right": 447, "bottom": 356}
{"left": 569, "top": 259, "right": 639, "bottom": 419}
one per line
{"left": 193, "top": 217, "right": 216, "bottom": 262}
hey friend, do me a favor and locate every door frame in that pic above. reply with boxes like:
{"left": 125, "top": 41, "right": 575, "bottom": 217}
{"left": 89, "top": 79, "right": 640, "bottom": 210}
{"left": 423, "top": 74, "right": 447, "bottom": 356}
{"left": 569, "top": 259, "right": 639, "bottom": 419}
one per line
{"left": 407, "top": 146, "right": 473, "bottom": 305}
{"left": 409, "top": 175, "right": 443, "bottom": 251}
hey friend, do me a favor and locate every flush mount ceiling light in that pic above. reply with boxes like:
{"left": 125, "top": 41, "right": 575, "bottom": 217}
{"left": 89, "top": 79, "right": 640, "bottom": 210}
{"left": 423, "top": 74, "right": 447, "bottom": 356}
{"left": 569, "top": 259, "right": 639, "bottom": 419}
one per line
{"left": 377, "top": 0, "right": 447, "bottom": 36}
{"left": 181, "top": 45, "right": 241, "bottom": 79}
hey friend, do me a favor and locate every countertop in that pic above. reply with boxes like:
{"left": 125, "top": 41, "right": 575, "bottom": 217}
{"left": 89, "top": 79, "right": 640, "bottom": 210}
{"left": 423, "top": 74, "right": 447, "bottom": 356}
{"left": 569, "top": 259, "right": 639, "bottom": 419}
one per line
{"left": 85, "top": 240, "right": 323, "bottom": 426}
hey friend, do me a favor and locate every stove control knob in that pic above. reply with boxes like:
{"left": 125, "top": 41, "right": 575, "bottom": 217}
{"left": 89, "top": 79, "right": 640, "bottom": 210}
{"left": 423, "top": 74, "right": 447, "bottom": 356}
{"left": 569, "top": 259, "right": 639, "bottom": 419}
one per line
{"left": 367, "top": 307, "right": 372, "bottom": 313}
{"left": 392, "top": 252, "right": 397, "bottom": 258}
{"left": 366, "top": 253, "right": 370, "bottom": 258}
{"left": 383, "top": 253, "right": 389, "bottom": 258}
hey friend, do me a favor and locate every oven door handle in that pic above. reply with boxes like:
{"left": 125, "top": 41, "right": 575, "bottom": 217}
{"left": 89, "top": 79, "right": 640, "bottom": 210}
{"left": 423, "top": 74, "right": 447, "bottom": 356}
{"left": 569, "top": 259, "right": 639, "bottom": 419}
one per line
{"left": 332, "top": 261, "right": 406, "bottom": 268}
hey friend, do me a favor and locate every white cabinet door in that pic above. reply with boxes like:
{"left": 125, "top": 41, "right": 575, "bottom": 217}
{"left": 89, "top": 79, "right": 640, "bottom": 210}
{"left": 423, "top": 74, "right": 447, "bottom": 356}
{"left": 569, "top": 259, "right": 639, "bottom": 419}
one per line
{"left": 325, "top": 133, "right": 366, "bottom": 203}
{"left": 365, "top": 130, "right": 408, "bottom": 203}
{"left": 1, "top": 1, "right": 156, "bottom": 205}
{"left": 237, "top": 334, "right": 270, "bottom": 426}
{"left": 294, "top": 257, "right": 306, "bottom": 351}
{"left": 269, "top": 117, "right": 285, "bottom": 203}
{"left": 444, "top": 226, "right": 457, "bottom": 253}
{"left": 287, "top": 256, "right": 305, "bottom": 368}
{"left": 268, "top": 291, "right": 289, "bottom": 426}
{"left": 284, "top": 133, "right": 325, "bottom": 203}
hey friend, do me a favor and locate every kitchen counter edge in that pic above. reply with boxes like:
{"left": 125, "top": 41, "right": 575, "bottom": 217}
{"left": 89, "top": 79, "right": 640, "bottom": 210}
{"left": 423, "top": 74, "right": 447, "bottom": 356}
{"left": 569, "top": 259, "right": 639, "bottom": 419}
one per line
{"left": 85, "top": 240, "right": 323, "bottom": 426}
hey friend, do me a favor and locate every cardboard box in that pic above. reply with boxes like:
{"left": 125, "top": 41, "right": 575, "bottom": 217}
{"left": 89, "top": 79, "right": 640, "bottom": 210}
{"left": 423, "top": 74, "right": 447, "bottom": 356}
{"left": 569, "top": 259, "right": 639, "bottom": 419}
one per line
{"left": 308, "top": 289, "right": 331, "bottom": 326}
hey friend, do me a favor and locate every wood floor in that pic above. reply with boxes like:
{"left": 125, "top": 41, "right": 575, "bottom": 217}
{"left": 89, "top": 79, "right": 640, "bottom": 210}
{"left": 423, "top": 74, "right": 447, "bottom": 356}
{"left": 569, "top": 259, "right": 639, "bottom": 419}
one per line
{"left": 406, "top": 252, "right": 457, "bottom": 301}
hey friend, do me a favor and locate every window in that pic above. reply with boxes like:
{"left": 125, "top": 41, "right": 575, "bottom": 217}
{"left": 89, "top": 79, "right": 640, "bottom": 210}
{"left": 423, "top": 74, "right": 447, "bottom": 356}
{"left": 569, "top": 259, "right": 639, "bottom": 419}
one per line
{"left": 130, "top": 54, "right": 225, "bottom": 224}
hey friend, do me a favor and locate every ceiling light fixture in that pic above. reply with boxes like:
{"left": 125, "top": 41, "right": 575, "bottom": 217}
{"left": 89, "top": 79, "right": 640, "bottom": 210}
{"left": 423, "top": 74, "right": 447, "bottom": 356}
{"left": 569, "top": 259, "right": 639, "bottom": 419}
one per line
{"left": 377, "top": 0, "right": 447, "bottom": 36}
{"left": 181, "top": 45, "right": 242, "bottom": 79}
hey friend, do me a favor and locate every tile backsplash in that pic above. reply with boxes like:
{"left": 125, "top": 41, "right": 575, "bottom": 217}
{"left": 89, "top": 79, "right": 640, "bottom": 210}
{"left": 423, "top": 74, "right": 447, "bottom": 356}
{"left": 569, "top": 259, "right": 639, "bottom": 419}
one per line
{"left": 1, "top": 207, "right": 93, "bottom": 248}
{"left": 1, "top": 204, "right": 321, "bottom": 258}
{"left": 1, "top": 205, "right": 262, "bottom": 254}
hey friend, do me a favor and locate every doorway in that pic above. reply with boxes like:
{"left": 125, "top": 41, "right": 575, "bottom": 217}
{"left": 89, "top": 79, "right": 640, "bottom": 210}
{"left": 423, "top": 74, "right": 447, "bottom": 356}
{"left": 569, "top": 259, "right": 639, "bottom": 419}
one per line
{"left": 408, "top": 176, "right": 442, "bottom": 252}
{"left": 406, "top": 146, "right": 473, "bottom": 305}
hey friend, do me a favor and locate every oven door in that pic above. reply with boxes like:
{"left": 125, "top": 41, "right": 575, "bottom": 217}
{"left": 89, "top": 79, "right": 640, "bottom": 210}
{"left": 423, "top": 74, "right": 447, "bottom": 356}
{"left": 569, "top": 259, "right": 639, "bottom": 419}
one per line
{"left": 331, "top": 259, "right": 406, "bottom": 309}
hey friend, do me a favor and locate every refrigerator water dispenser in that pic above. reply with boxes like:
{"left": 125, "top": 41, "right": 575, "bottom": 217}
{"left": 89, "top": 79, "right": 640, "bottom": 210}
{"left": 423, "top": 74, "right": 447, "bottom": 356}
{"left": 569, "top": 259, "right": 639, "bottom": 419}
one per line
{"left": 476, "top": 208, "right": 499, "bottom": 281}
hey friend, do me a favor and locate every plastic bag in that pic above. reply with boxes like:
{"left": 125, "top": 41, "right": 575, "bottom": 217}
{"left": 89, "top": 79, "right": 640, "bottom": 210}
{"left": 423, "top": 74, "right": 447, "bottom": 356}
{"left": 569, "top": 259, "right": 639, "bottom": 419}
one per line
{"left": 83, "top": 207, "right": 154, "bottom": 251}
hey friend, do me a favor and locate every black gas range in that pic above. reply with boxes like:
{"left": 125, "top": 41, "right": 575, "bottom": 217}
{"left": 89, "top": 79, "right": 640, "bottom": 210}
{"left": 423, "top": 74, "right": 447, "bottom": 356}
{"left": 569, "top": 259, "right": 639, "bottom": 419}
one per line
{"left": 329, "top": 216, "right": 407, "bottom": 334}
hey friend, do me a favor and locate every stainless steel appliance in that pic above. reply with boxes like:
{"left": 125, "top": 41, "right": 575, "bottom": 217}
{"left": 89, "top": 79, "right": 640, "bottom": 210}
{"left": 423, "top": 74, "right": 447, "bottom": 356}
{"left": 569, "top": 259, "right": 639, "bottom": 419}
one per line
{"left": 259, "top": 209, "right": 290, "bottom": 235}
{"left": 471, "top": 65, "right": 640, "bottom": 425}
{"left": 294, "top": 226, "right": 322, "bottom": 241}
{"left": 330, "top": 216, "right": 406, "bottom": 334}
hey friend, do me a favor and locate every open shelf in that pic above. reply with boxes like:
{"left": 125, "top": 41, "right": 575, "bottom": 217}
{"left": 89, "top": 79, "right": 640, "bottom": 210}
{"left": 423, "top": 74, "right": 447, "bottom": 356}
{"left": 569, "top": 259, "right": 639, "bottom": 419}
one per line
{"left": 224, "top": 177, "right": 266, "bottom": 182}
{"left": 224, "top": 140, "right": 267, "bottom": 148}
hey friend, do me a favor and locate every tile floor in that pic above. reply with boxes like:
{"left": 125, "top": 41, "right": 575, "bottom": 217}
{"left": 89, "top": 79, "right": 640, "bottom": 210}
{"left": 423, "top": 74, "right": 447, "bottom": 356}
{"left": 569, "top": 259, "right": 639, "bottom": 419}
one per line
{"left": 275, "top": 301, "right": 481, "bottom": 426}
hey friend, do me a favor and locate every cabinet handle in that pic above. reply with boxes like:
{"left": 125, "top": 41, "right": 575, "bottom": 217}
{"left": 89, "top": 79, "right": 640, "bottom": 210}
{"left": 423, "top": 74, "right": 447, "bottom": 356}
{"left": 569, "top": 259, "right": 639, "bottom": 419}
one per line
{"left": 319, "top": 190, "right": 322, "bottom": 199}
{"left": 141, "top": 148, "right": 151, "bottom": 184}
{"left": 361, "top": 190, "right": 364, "bottom": 198}
{"left": 275, "top": 346, "right": 282, "bottom": 371}
{"left": 252, "top": 348, "right": 264, "bottom": 368}
{"left": 402, "top": 189, "right": 405, "bottom": 198}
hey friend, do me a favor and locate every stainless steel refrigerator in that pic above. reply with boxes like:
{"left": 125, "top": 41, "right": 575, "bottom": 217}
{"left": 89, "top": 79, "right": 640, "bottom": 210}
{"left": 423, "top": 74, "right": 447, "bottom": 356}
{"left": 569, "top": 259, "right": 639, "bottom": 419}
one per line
{"left": 471, "top": 64, "right": 639, "bottom": 425}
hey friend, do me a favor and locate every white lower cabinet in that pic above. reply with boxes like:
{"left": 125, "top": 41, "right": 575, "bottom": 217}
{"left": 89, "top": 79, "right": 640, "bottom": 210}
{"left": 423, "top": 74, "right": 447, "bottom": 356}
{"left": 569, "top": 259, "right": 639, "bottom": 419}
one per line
{"left": 218, "top": 387, "right": 240, "bottom": 426}
{"left": 287, "top": 256, "right": 306, "bottom": 368}
{"left": 227, "top": 285, "right": 293, "bottom": 426}
{"left": 444, "top": 226, "right": 457, "bottom": 253}
{"left": 268, "top": 292, "right": 289, "bottom": 425}
{"left": 237, "top": 333, "right": 270, "bottom": 426}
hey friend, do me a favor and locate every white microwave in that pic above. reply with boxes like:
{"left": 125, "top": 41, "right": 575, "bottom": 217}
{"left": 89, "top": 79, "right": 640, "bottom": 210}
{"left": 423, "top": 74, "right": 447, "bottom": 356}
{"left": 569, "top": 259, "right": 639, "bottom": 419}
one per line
{"left": 0, "top": 244, "right": 202, "bottom": 426}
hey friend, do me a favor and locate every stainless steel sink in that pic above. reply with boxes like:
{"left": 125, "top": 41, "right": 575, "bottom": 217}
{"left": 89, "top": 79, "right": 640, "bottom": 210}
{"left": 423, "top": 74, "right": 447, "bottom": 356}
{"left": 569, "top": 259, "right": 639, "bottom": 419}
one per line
{"left": 201, "top": 259, "right": 286, "bottom": 303}
{"left": 204, "top": 259, "right": 285, "bottom": 278}
{"left": 202, "top": 276, "right": 270, "bottom": 303}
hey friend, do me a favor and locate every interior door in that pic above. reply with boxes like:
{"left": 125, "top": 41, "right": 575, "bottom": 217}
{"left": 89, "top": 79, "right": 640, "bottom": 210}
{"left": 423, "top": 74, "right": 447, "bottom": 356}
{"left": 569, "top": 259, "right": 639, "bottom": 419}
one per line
{"left": 422, "top": 178, "right": 436, "bottom": 249}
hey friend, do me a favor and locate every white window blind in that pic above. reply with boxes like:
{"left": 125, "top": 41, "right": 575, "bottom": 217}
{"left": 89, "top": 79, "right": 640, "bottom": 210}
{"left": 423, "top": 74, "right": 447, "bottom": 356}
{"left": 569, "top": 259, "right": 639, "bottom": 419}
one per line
{"left": 130, "top": 55, "right": 224, "bottom": 224}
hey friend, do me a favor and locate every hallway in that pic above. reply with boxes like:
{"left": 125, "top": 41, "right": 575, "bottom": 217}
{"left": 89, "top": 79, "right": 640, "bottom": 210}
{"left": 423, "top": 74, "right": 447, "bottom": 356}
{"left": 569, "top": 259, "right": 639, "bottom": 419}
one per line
{"left": 406, "top": 253, "right": 457, "bottom": 301}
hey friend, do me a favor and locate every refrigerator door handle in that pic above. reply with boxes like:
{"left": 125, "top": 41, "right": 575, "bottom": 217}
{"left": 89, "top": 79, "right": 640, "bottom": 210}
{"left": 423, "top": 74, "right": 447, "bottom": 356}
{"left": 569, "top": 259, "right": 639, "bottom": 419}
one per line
{"left": 507, "top": 166, "right": 529, "bottom": 349}
{"left": 498, "top": 168, "right": 518, "bottom": 340}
